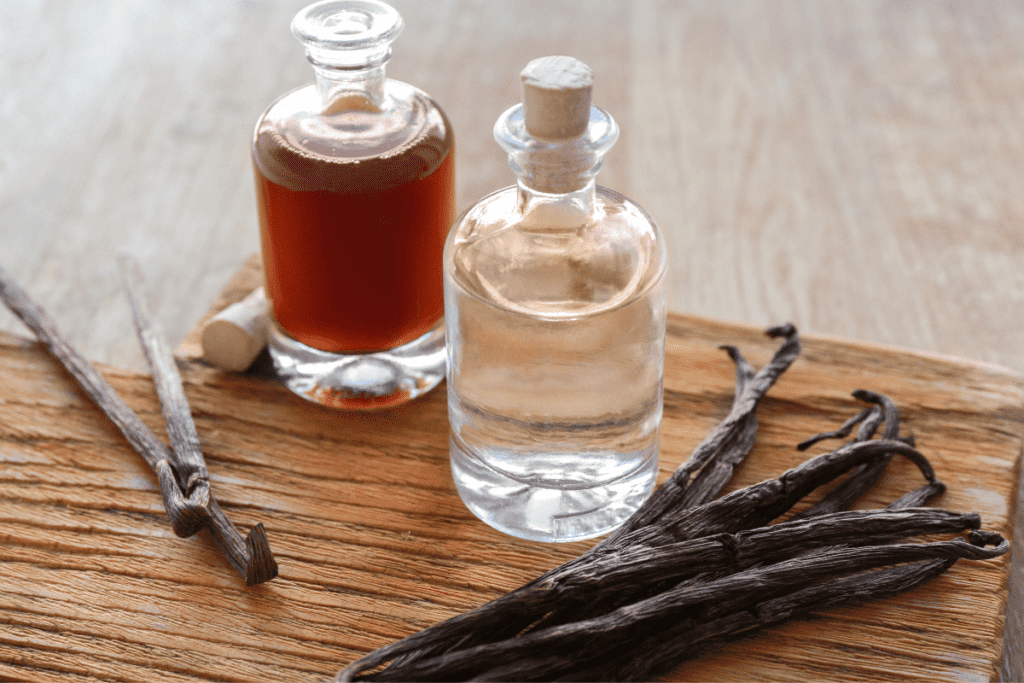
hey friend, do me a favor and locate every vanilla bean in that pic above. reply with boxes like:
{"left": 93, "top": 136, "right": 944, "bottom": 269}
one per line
{"left": 794, "top": 390, "right": 919, "bottom": 520}
{"left": 587, "top": 532, "right": 1007, "bottom": 682}
{"left": 331, "top": 328, "right": 802, "bottom": 670}
{"left": 0, "top": 263, "right": 278, "bottom": 585}
{"left": 540, "top": 327, "right": 802, "bottom": 620}
{"left": 337, "top": 428, "right": 942, "bottom": 680}
{"left": 334, "top": 438, "right": 942, "bottom": 681}
{"left": 504, "top": 508, "right": 981, "bottom": 612}
{"left": 117, "top": 254, "right": 212, "bottom": 530}
{"left": 0, "top": 264, "right": 203, "bottom": 536}
{"left": 565, "top": 558, "right": 956, "bottom": 681}
{"left": 530, "top": 438, "right": 945, "bottom": 635}
{"left": 337, "top": 421, "right": 950, "bottom": 679}
{"left": 603, "top": 324, "right": 800, "bottom": 546}
{"left": 612, "top": 438, "right": 935, "bottom": 550}
{"left": 794, "top": 391, "right": 897, "bottom": 519}
{"left": 536, "top": 436, "right": 942, "bottom": 632}
{"left": 796, "top": 406, "right": 878, "bottom": 451}
{"left": 345, "top": 533, "right": 1006, "bottom": 681}
{"left": 852, "top": 389, "right": 900, "bottom": 439}
{"left": 540, "top": 444, "right": 946, "bottom": 630}
{"left": 496, "top": 554, "right": 978, "bottom": 682}
{"left": 117, "top": 254, "right": 277, "bottom": 585}
{"left": 889, "top": 480, "right": 946, "bottom": 509}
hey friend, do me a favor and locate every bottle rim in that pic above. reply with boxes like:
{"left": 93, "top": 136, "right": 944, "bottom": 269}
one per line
{"left": 291, "top": 0, "right": 403, "bottom": 68}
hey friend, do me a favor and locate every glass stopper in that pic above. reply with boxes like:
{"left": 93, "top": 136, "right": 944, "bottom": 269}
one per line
{"left": 291, "top": 0, "right": 404, "bottom": 70}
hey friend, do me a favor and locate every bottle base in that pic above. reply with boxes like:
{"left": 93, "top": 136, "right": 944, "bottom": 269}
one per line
{"left": 449, "top": 434, "right": 658, "bottom": 543}
{"left": 267, "top": 318, "right": 446, "bottom": 410}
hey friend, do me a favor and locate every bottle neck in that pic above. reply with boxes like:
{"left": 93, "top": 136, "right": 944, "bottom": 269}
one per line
{"left": 516, "top": 177, "right": 598, "bottom": 231}
{"left": 495, "top": 102, "right": 618, "bottom": 202}
{"left": 313, "top": 64, "right": 387, "bottom": 112}
{"left": 291, "top": 0, "right": 402, "bottom": 112}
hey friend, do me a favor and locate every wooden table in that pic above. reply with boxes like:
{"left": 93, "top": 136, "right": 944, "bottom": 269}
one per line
{"left": 2, "top": 1, "right": 1024, "bottom": 679}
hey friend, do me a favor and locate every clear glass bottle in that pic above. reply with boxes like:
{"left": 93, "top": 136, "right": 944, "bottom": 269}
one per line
{"left": 252, "top": 0, "right": 454, "bottom": 410}
{"left": 443, "top": 56, "right": 667, "bottom": 542}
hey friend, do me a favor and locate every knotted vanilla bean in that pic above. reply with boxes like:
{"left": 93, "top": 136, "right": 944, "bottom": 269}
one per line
{"left": 0, "top": 262, "right": 278, "bottom": 586}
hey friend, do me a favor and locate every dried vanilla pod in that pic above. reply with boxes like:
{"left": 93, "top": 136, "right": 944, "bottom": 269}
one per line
{"left": 609, "top": 530, "right": 1008, "bottom": 682}
{"left": 605, "top": 323, "right": 800, "bottom": 544}
{"left": 796, "top": 405, "right": 879, "bottom": 451}
{"left": 567, "top": 544, "right": 991, "bottom": 682}
{"left": 484, "top": 508, "right": 983, "bottom": 606}
{"left": 347, "top": 533, "right": 1006, "bottom": 682}
{"left": 794, "top": 389, "right": 911, "bottom": 519}
{"left": 502, "top": 436, "right": 943, "bottom": 634}
{"left": 0, "top": 262, "right": 278, "bottom": 586}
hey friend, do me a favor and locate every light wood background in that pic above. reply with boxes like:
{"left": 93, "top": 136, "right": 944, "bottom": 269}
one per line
{"left": 2, "top": 0, "right": 1024, "bottom": 375}
{"left": 2, "top": 0, "right": 1024, "bottom": 680}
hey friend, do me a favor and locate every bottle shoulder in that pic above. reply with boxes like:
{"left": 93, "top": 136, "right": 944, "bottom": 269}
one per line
{"left": 252, "top": 80, "right": 453, "bottom": 193}
{"left": 444, "top": 186, "right": 666, "bottom": 319}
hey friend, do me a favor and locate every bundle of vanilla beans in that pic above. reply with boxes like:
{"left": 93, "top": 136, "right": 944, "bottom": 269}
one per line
{"left": 336, "top": 324, "right": 1008, "bottom": 682}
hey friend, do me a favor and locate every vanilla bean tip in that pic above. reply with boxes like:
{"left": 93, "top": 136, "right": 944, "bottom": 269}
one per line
{"left": 766, "top": 322, "right": 797, "bottom": 338}
{"left": 155, "top": 460, "right": 208, "bottom": 538}
{"left": 186, "top": 473, "right": 212, "bottom": 501}
{"left": 244, "top": 523, "right": 279, "bottom": 585}
{"left": 718, "top": 344, "right": 741, "bottom": 360}
{"left": 851, "top": 388, "right": 882, "bottom": 403}
{"left": 170, "top": 506, "right": 211, "bottom": 538}
{"left": 968, "top": 529, "right": 1005, "bottom": 548}
{"left": 166, "top": 481, "right": 213, "bottom": 537}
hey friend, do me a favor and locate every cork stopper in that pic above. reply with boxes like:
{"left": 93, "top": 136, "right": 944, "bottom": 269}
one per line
{"left": 201, "top": 287, "right": 269, "bottom": 372}
{"left": 520, "top": 56, "right": 594, "bottom": 140}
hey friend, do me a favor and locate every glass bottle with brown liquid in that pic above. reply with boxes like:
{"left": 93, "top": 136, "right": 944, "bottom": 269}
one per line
{"left": 253, "top": 0, "right": 454, "bottom": 409}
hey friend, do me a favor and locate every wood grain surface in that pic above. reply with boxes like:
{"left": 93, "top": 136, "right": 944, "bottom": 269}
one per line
{"left": 2, "top": 256, "right": 1022, "bottom": 682}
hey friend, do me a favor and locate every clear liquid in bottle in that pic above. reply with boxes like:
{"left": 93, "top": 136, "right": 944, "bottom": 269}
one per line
{"left": 443, "top": 57, "right": 667, "bottom": 542}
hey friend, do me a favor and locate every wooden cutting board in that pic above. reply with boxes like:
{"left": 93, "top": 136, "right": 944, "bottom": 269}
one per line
{"left": 1, "top": 255, "right": 1022, "bottom": 682}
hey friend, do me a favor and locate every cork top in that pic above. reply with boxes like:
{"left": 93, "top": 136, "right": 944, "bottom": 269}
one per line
{"left": 520, "top": 56, "right": 594, "bottom": 140}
